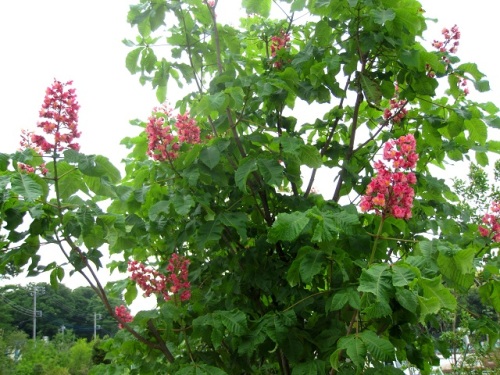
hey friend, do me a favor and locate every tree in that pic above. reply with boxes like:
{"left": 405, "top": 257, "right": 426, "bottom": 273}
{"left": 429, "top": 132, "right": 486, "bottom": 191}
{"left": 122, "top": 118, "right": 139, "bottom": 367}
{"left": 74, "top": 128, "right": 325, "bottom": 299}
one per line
{"left": 0, "top": 284, "right": 121, "bottom": 339}
{"left": 1, "top": 0, "right": 499, "bottom": 374}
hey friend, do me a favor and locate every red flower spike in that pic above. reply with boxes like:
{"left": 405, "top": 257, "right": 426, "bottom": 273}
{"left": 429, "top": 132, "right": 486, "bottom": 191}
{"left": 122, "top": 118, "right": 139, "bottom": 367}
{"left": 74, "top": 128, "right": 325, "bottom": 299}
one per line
{"left": 360, "top": 134, "right": 418, "bottom": 220}
{"left": 145, "top": 103, "right": 201, "bottom": 162}
{"left": 128, "top": 254, "right": 191, "bottom": 302}
{"left": 270, "top": 30, "right": 290, "bottom": 69}
{"left": 115, "top": 305, "right": 133, "bottom": 329}
{"left": 479, "top": 201, "right": 500, "bottom": 242}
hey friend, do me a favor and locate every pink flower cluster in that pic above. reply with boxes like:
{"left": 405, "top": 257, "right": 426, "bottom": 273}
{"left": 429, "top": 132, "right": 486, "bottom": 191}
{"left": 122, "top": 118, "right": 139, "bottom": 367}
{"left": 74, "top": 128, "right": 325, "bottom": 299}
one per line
{"left": 383, "top": 82, "right": 408, "bottom": 125}
{"left": 128, "top": 253, "right": 191, "bottom": 302}
{"left": 360, "top": 134, "right": 418, "bottom": 220}
{"left": 479, "top": 202, "right": 500, "bottom": 242}
{"left": 432, "top": 25, "right": 461, "bottom": 54}
{"left": 206, "top": 0, "right": 215, "bottom": 6}
{"left": 270, "top": 30, "right": 290, "bottom": 69}
{"left": 428, "top": 25, "right": 469, "bottom": 95}
{"left": 37, "top": 79, "right": 81, "bottom": 152}
{"left": 115, "top": 305, "right": 133, "bottom": 329}
{"left": 18, "top": 80, "right": 81, "bottom": 174}
{"left": 146, "top": 103, "right": 201, "bottom": 162}
{"left": 383, "top": 98, "right": 408, "bottom": 124}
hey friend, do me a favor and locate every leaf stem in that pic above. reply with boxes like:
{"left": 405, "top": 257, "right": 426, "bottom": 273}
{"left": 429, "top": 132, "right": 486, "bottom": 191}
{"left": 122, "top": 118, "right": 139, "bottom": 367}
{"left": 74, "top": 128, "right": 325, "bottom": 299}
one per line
{"left": 369, "top": 216, "right": 385, "bottom": 265}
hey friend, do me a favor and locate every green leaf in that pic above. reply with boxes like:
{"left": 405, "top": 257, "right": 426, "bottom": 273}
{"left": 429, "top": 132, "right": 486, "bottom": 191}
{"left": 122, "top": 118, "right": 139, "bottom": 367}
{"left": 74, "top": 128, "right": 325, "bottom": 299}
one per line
{"left": 360, "top": 73, "right": 382, "bottom": 105}
{"left": 311, "top": 209, "right": 359, "bottom": 242}
{"left": 418, "top": 295, "right": 441, "bottom": 323}
{"left": 55, "top": 161, "right": 87, "bottom": 199}
{"left": 78, "top": 155, "right": 121, "bottom": 182}
{"left": 149, "top": 200, "right": 170, "bottom": 221}
{"left": 419, "top": 276, "right": 457, "bottom": 311}
{"left": 200, "top": 146, "right": 221, "bottom": 170}
{"left": 219, "top": 212, "right": 248, "bottom": 241}
{"left": 171, "top": 194, "right": 194, "bottom": 216}
{"left": 329, "top": 289, "right": 349, "bottom": 311}
{"left": 235, "top": 157, "right": 258, "bottom": 193}
{"left": 391, "top": 263, "right": 418, "bottom": 287}
{"left": 11, "top": 173, "right": 44, "bottom": 202}
{"left": 358, "top": 264, "right": 393, "bottom": 303}
{"left": 395, "top": 287, "right": 418, "bottom": 313}
{"left": 291, "top": 0, "right": 306, "bottom": 11}
{"left": 298, "top": 144, "right": 322, "bottom": 168}
{"left": 371, "top": 8, "right": 395, "bottom": 25}
{"left": 176, "top": 364, "right": 228, "bottom": 375}
{"left": 458, "top": 62, "right": 485, "bottom": 81}
{"left": 268, "top": 211, "right": 310, "bottom": 243}
{"left": 474, "top": 80, "right": 490, "bottom": 92}
{"left": 126, "top": 47, "right": 142, "bottom": 74}
{"left": 291, "top": 361, "right": 326, "bottom": 375}
{"left": 125, "top": 282, "right": 138, "bottom": 305}
{"left": 50, "top": 267, "right": 65, "bottom": 289}
{"left": 360, "top": 330, "right": 395, "bottom": 362}
{"left": 338, "top": 335, "right": 366, "bottom": 369}
{"left": 465, "top": 118, "right": 488, "bottom": 145}
{"left": 197, "top": 220, "right": 223, "bottom": 249}
{"left": 258, "top": 159, "right": 283, "bottom": 187}
{"left": 242, "top": 0, "right": 271, "bottom": 17}
{"left": 299, "top": 250, "right": 327, "bottom": 283}
{"left": 156, "top": 85, "right": 167, "bottom": 103}
{"left": 215, "top": 309, "right": 247, "bottom": 336}
{"left": 0, "top": 153, "right": 9, "bottom": 171}
{"left": 437, "top": 246, "right": 475, "bottom": 291}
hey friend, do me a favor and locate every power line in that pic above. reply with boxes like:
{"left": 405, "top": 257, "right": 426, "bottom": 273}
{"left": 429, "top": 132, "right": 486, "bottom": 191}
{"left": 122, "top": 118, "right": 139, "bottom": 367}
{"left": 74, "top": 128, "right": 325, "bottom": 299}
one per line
{"left": 0, "top": 293, "right": 34, "bottom": 316}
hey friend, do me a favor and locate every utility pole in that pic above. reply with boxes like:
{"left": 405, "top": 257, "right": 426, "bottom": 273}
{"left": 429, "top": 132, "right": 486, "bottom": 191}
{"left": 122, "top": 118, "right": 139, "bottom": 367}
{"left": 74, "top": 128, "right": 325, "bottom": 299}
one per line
{"left": 94, "top": 312, "right": 102, "bottom": 341}
{"left": 30, "top": 285, "right": 45, "bottom": 345}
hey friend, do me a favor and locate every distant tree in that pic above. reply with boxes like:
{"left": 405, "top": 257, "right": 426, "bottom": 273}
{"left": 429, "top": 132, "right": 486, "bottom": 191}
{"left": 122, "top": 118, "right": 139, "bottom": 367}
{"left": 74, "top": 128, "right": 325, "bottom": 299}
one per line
{"left": 0, "top": 283, "right": 121, "bottom": 339}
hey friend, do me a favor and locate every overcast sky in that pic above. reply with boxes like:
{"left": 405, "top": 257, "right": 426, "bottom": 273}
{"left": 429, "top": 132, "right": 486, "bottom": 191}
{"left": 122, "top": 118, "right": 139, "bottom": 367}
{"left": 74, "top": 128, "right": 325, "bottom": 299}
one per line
{"left": 0, "top": 1, "right": 498, "bottom": 309}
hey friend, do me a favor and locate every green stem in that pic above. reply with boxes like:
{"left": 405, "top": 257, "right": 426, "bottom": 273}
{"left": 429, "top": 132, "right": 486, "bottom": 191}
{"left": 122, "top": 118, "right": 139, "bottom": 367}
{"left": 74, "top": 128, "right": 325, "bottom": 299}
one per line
{"left": 368, "top": 216, "right": 385, "bottom": 265}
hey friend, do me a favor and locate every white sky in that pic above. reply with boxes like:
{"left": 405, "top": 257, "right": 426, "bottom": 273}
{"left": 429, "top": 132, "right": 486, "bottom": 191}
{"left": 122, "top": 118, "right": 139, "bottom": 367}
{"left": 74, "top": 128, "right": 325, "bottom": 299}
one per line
{"left": 0, "top": 1, "right": 498, "bottom": 310}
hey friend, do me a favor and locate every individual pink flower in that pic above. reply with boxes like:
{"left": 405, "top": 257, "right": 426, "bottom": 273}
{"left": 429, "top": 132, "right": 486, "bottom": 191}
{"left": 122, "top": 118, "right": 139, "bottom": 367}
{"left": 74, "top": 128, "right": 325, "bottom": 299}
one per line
{"left": 115, "top": 305, "right": 133, "bottom": 329}
{"left": 360, "top": 134, "right": 418, "bottom": 220}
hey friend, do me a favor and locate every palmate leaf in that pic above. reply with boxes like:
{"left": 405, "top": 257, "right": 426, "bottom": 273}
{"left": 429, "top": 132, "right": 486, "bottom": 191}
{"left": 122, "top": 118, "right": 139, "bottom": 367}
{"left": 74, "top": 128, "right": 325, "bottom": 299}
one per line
{"left": 358, "top": 264, "right": 393, "bottom": 303}
{"left": 215, "top": 309, "right": 248, "bottom": 336}
{"left": 54, "top": 161, "right": 88, "bottom": 199}
{"left": 200, "top": 146, "right": 220, "bottom": 170}
{"left": 258, "top": 158, "right": 284, "bottom": 187}
{"left": 395, "top": 287, "right": 418, "bottom": 313}
{"left": 11, "top": 173, "right": 44, "bottom": 202}
{"left": 437, "top": 246, "right": 475, "bottom": 291}
{"left": 418, "top": 295, "right": 441, "bottom": 323}
{"left": 299, "top": 250, "right": 327, "bottom": 283}
{"left": 197, "top": 220, "right": 223, "bottom": 250}
{"left": 419, "top": 276, "right": 457, "bottom": 311}
{"left": 218, "top": 212, "right": 248, "bottom": 241}
{"left": 391, "top": 263, "right": 418, "bottom": 287}
{"left": 360, "top": 330, "right": 395, "bottom": 362}
{"left": 268, "top": 211, "right": 310, "bottom": 243}
{"left": 338, "top": 335, "right": 366, "bottom": 369}
{"left": 310, "top": 208, "right": 359, "bottom": 242}
{"left": 360, "top": 73, "right": 382, "bottom": 105}
{"left": 235, "top": 157, "right": 258, "bottom": 193}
